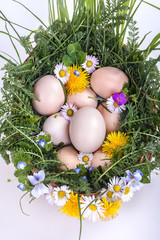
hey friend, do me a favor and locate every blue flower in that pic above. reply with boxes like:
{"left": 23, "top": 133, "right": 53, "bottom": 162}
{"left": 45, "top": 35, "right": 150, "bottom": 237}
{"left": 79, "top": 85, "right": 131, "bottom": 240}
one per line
{"left": 17, "top": 162, "right": 26, "bottom": 170}
{"left": 74, "top": 167, "right": 81, "bottom": 173}
{"left": 39, "top": 139, "right": 46, "bottom": 147}
{"left": 125, "top": 169, "right": 143, "bottom": 191}
{"left": 74, "top": 70, "right": 80, "bottom": 76}
{"left": 27, "top": 170, "right": 49, "bottom": 198}
{"left": 80, "top": 176, "right": 88, "bottom": 182}
{"left": 18, "top": 183, "right": 25, "bottom": 190}
{"left": 88, "top": 167, "right": 94, "bottom": 173}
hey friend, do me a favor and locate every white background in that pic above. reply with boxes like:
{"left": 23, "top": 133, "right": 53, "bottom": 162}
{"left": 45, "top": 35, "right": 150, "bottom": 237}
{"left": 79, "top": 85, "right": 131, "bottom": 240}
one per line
{"left": 0, "top": 1, "right": 160, "bottom": 240}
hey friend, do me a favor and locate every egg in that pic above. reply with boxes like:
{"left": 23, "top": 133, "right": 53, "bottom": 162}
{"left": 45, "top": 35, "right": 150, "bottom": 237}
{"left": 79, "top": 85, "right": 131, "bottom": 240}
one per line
{"left": 32, "top": 75, "right": 65, "bottom": 115}
{"left": 57, "top": 146, "right": 79, "bottom": 170}
{"left": 91, "top": 148, "right": 111, "bottom": 170}
{"left": 69, "top": 107, "right": 106, "bottom": 153}
{"left": 42, "top": 113, "right": 71, "bottom": 145}
{"left": 90, "top": 67, "right": 129, "bottom": 99}
{"left": 97, "top": 103, "right": 120, "bottom": 135}
{"left": 67, "top": 88, "right": 98, "bottom": 109}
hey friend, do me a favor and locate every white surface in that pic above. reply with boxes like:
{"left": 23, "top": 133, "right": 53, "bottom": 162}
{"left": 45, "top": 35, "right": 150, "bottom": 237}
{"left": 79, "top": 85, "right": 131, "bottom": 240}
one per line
{"left": 0, "top": 1, "right": 160, "bottom": 240}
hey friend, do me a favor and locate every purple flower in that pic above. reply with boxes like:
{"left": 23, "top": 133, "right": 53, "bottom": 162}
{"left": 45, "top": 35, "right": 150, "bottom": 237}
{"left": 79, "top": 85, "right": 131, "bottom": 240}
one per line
{"left": 27, "top": 170, "right": 49, "bottom": 198}
{"left": 125, "top": 169, "right": 143, "bottom": 191}
{"left": 80, "top": 176, "right": 88, "bottom": 182}
{"left": 18, "top": 183, "right": 25, "bottom": 190}
{"left": 113, "top": 93, "right": 127, "bottom": 106}
{"left": 17, "top": 162, "right": 26, "bottom": 170}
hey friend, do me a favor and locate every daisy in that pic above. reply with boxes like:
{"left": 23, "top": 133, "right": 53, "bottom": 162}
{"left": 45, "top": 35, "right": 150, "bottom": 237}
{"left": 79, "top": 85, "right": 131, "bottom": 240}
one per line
{"left": 100, "top": 188, "right": 117, "bottom": 202}
{"left": 102, "top": 131, "right": 129, "bottom": 158}
{"left": 106, "top": 93, "right": 127, "bottom": 113}
{"left": 61, "top": 103, "right": 77, "bottom": 121}
{"left": 65, "top": 65, "right": 89, "bottom": 95}
{"left": 81, "top": 195, "right": 105, "bottom": 222}
{"left": 81, "top": 55, "right": 99, "bottom": 74}
{"left": 77, "top": 152, "right": 93, "bottom": 168}
{"left": 53, "top": 185, "right": 71, "bottom": 206}
{"left": 46, "top": 185, "right": 55, "bottom": 206}
{"left": 54, "top": 62, "right": 70, "bottom": 84}
{"left": 121, "top": 183, "right": 134, "bottom": 202}
{"left": 108, "top": 176, "right": 125, "bottom": 199}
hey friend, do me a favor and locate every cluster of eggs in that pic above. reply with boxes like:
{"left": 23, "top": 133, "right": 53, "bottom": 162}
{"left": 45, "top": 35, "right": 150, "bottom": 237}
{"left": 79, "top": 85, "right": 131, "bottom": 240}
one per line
{"left": 32, "top": 67, "right": 128, "bottom": 170}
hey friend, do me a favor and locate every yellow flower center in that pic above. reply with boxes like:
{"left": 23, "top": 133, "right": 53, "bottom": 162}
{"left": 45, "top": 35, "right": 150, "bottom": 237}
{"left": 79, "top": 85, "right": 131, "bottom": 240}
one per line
{"left": 83, "top": 156, "right": 89, "bottom": 162}
{"left": 107, "top": 191, "right": 113, "bottom": 198}
{"left": 113, "top": 101, "right": 119, "bottom": 108}
{"left": 114, "top": 185, "right": 120, "bottom": 192}
{"left": 58, "top": 191, "right": 66, "bottom": 198}
{"left": 86, "top": 61, "right": 93, "bottom": 67}
{"left": 67, "top": 109, "right": 74, "bottom": 116}
{"left": 59, "top": 70, "right": 66, "bottom": 77}
{"left": 89, "top": 204, "right": 97, "bottom": 211}
{"left": 124, "top": 187, "right": 130, "bottom": 195}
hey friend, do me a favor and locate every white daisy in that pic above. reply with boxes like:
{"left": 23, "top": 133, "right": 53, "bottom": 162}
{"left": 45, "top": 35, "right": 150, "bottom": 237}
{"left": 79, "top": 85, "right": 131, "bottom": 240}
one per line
{"left": 54, "top": 63, "right": 70, "bottom": 84}
{"left": 53, "top": 185, "right": 71, "bottom": 206}
{"left": 77, "top": 152, "right": 93, "bottom": 168}
{"left": 81, "top": 55, "right": 99, "bottom": 74}
{"left": 46, "top": 185, "right": 55, "bottom": 206}
{"left": 100, "top": 188, "right": 118, "bottom": 202}
{"left": 81, "top": 195, "right": 104, "bottom": 222}
{"left": 106, "top": 96, "right": 126, "bottom": 113}
{"left": 121, "top": 183, "right": 134, "bottom": 202}
{"left": 61, "top": 103, "right": 77, "bottom": 121}
{"left": 108, "top": 176, "right": 125, "bottom": 199}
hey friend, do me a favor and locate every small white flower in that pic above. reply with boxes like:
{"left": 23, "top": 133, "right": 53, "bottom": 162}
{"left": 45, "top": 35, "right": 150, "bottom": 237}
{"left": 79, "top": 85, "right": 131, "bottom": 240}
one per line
{"left": 108, "top": 176, "right": 125, "bottom": 199}
{"left": 81, "top": 195, "right": 105, "bottom": 222}
{"left": 81, "top": 55, "right": 99, "bottom": 74}
{"left": 53, "top": 185, "right": 71, "bottom": 206}
{"left": 121, "top": 183, "right": 134, "bottom": 202}
{"left": 46, "top": 185, "right": 55, "bottom": 206}
{"left": 61, "top": 103, "right": 77, "bottom": 121}
{"left": 77, "top": 152, "right": 93, "bottom": 168}
{"left": 100, "top": 188, "right": 118, "bottom": 202}
{"left": 54, "top": 63, "right": 70, "bottom": 84}
{"left": 106, "top": 96, "right": 126, "bottom": 113}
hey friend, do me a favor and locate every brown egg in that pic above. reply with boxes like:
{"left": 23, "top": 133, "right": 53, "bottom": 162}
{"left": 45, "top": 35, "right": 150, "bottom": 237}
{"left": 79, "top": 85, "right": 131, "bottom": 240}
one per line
{"left": 67, "top": 88, "right": 98, "bottom": 109}
{"left": 32, "top": 75, "right": 65, "bottom": 115}
{"left": 58, "top": 146, "right": 80, "bottom": 170}
{"left": 90, "top": 67, "right": 128, "bottom": 99}
{"left": 97, "top": 103, "right": 120, "bottom": 135}
{"left": 42, "top": 113, "right": 71, "bottom": 145}
{"left": 91, "top": 148, "right": 111, "bottom": 170}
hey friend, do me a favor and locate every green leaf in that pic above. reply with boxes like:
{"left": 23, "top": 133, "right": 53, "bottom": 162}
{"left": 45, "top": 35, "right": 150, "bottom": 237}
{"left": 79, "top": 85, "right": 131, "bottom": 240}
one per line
{"left": 62, "top": 54, "right": 74, "bottom": 66}
{"left": 44, "top": 143, "right": 53, "bottom": 151}
{"left": 18, "top": 175, "right": 28, "bottom": 184}
{"left": 77, "top": 51, "right": 86, "bottom": 65}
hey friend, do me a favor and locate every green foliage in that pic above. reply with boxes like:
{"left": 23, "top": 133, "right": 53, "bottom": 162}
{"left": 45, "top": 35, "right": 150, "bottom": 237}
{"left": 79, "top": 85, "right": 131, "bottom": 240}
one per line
{"left": 62, "top": 43, "right": 86, "bottom": 66}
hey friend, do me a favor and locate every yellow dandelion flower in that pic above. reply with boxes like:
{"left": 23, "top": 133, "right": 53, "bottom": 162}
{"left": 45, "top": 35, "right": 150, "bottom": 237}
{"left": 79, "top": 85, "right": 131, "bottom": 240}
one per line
{"left": 102, "top": 131, "right": 129, "bottom": 158}
{"left": 101, "top": 197, "right": 122, "bottom": 220}
{"left": 65, "top": 65, "right": 90, "bottom": 95}
{"left": 59, "top": 191, "right": 82, "bottom": 219}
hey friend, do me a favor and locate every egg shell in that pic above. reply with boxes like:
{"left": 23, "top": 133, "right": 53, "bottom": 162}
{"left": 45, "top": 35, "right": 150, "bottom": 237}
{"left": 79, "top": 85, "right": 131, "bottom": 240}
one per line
{"left": 58, "top": 146, "right": 80, "bottom": 170}
{"left": 42, "top": 113, "right": 71, "bottom": 145}
{"left": 32, "top": 75, "right": 65, "bottom": 115}
{"left": 90, "top": 67, "right": 129, "bottom": 99}
{"left": 97, "top": 103, "right": 120, "bottom": 135}
{"left": 69, "top": 106, "right": 106, "bottom": 153}
{"left": 91, "top": 148, "right": 111, "bottom": 170}
{"left": 67, "top": 88, "right": 98, "bottom": 109}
